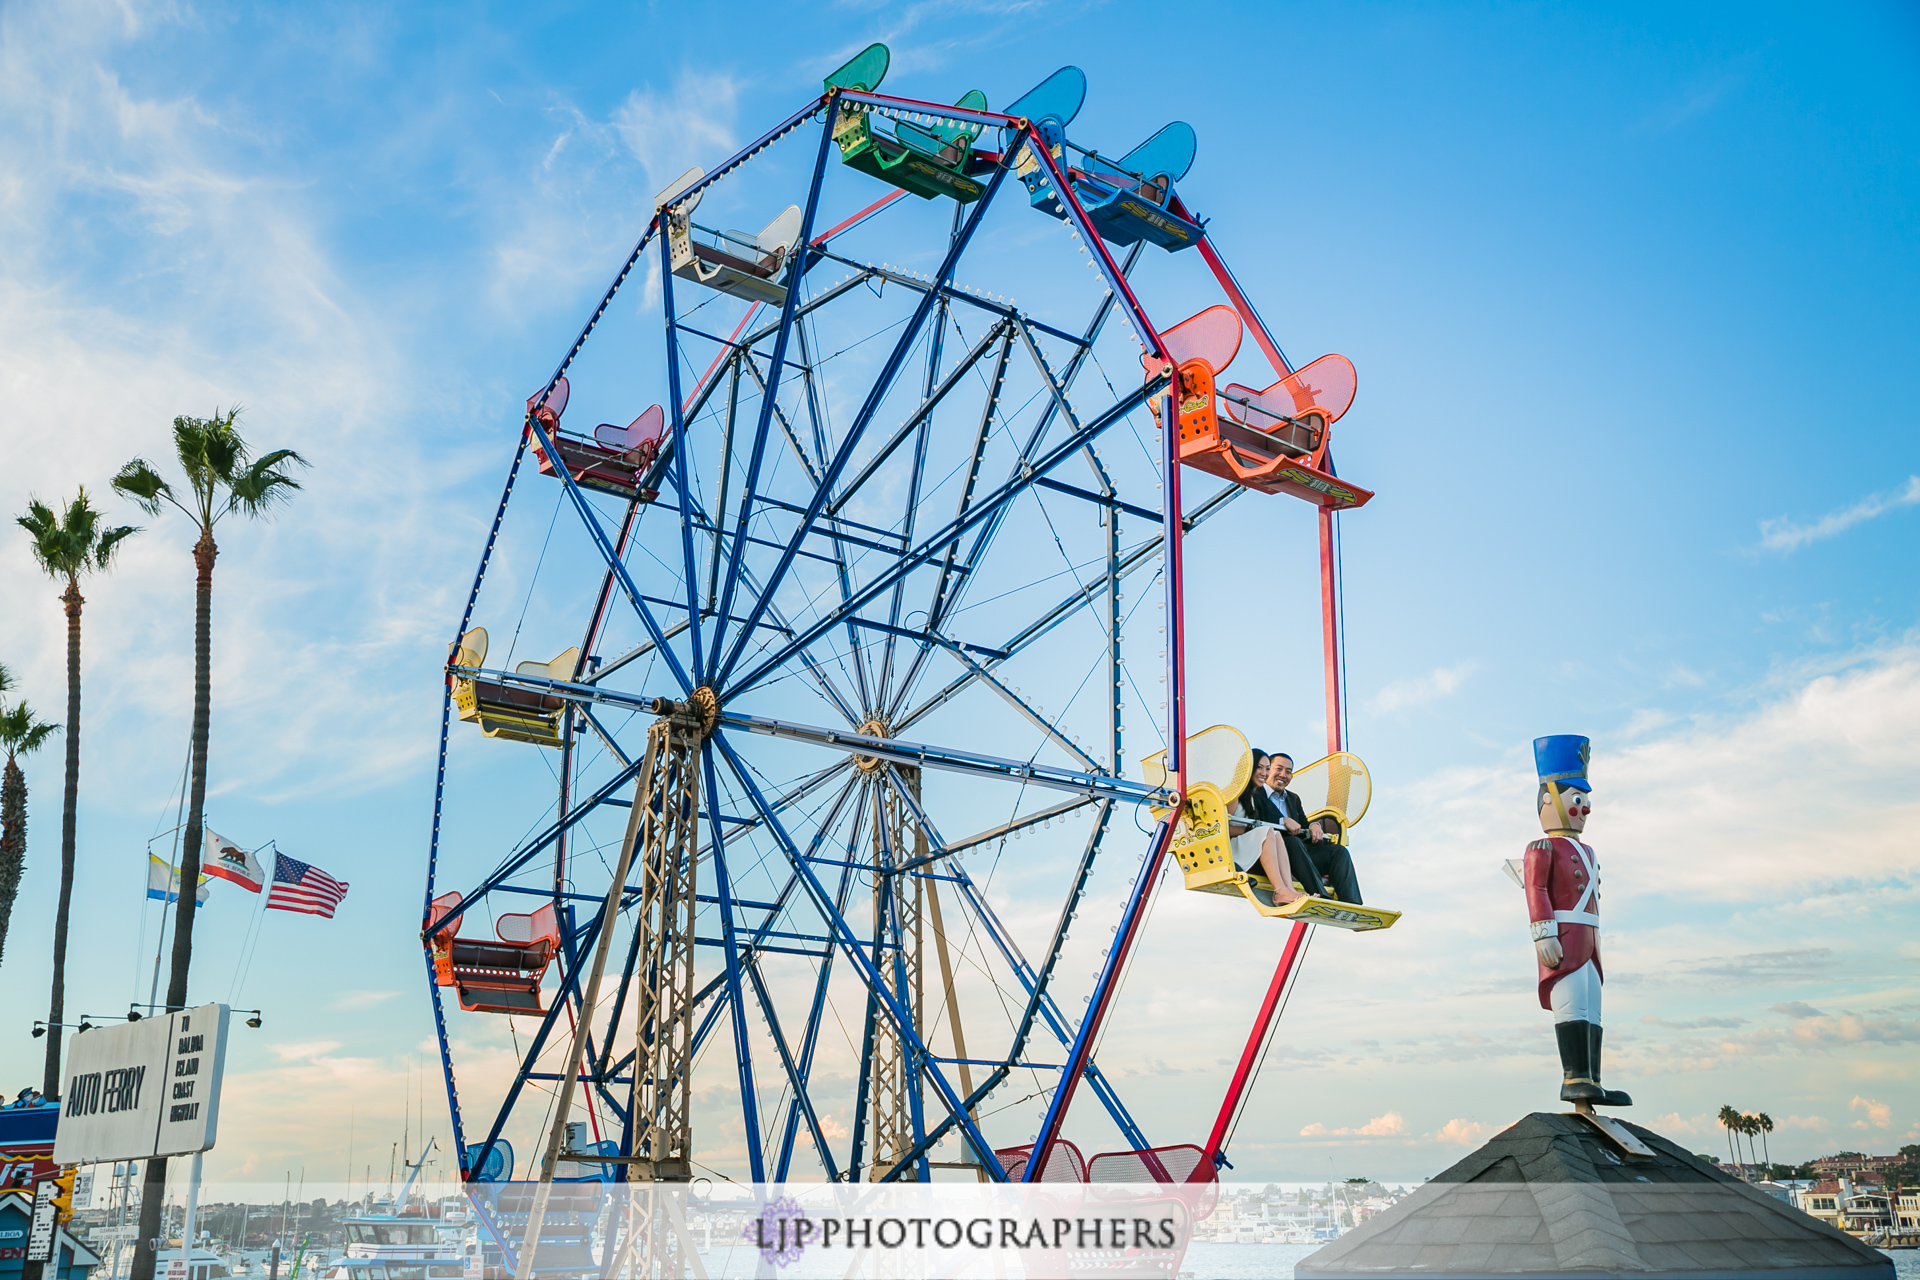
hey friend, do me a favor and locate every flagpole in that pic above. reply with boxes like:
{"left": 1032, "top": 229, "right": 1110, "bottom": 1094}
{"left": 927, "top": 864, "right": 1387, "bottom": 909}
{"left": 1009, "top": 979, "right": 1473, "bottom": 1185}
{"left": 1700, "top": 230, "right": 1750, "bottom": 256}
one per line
{"left": 148, "top": 747, "right": 192, "bottom": 1013}
{"left": 230, "top": 841, "right": 276, "bottom": 1005}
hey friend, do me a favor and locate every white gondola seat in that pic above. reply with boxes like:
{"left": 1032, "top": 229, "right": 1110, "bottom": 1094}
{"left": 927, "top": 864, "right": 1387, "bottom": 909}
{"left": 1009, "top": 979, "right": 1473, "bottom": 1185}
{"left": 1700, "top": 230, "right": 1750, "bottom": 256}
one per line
{"left": 656, "top": 166, "right": 804, "bottom": 306}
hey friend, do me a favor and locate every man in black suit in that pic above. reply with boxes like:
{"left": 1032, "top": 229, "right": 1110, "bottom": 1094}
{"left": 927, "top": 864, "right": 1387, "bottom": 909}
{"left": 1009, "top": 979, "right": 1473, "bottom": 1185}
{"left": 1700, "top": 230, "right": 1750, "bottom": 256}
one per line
{"left": 1261, "top": 752, "right": 1363, "bottom": 905}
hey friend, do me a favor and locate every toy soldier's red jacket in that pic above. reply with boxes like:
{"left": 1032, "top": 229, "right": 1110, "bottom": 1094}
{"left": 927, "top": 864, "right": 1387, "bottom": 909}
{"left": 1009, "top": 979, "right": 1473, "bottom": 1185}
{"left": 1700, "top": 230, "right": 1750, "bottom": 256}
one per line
{"left": 1523, "top": 835, "right": 1603, "bottom": 1009}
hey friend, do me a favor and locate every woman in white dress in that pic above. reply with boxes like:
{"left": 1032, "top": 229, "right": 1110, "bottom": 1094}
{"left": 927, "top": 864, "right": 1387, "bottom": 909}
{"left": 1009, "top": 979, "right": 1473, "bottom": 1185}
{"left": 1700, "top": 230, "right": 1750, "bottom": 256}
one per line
{"left": 1230, "top": 750, "right": 1308, "bottom": 906}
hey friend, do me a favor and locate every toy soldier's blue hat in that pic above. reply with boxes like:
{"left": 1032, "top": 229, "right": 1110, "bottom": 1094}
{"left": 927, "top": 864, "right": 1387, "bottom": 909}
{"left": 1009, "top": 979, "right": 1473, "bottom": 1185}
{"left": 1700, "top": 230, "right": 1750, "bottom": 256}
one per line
{"left": 1534, "top": 735, "right": 1592, "bottom": 792}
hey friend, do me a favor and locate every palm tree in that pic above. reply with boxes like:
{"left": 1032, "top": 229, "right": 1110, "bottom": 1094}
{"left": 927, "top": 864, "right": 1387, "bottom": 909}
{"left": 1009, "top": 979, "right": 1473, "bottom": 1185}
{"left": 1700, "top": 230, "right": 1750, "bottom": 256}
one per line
{"left": 1740, "top": 1114, "right": 1760, "bottom": 1172}
{"left": 1718, "top": 1105, "right": 1741, "bottom": 1171}
{"left": 0, "top": 664, "right": 60, "bottom": 969}
{"left": 115, "top": 411, "right": 303, "bottom": 1280}
{"left": 1757, "top": 1112, "right": 1774, "bottom": 1175}
{"left": 17, "top": 491, "right": 138, "bottom": 1096}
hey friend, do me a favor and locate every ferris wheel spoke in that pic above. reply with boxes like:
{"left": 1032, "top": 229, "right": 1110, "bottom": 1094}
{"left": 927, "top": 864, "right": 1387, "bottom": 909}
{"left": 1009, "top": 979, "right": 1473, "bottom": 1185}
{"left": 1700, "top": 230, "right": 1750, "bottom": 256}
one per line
{"left": 893, "top": 480, "right": 1245, "bottom": 737}
{"left": 772, "top": 816, "right": 865, "bottom": 1180}
{"left": 741, "top": 956, "right": 842, "bottom": 1179}
{"left": 822, "top": 318, "right": 1011, "bottom": 533}
{"left": 705, "top": 107, "right": 842, "bottom": 687}
{"left": 722, "top": 709, "right": 1160, "bottom": 805}
{"left": 698, "top": 744, "right": 766, "bottom": 1181}
{"left": 710, "top": 728, "right": 1008, "bottom": 1181}
{"left": 713, "top": 161, "right": 1016, "bottom": 690}
{"left": 725, "top": 377, "right": 1159, "bottom": 700}
{"left": 661, "top": 239, "right": 709, "bottom": 685}
{"left": 929, "top": 243, "right": 1145, "bottom": 638}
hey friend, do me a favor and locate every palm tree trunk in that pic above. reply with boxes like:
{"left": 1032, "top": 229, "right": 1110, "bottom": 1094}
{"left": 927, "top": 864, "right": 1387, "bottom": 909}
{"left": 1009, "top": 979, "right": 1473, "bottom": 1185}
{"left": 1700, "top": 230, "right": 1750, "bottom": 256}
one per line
{"left": 43, "top": 580, "right": 82, "bottom": 1098}
{"left": 165, "top": 529, "right": 216, "bottom": 1011}
{"left": 137, "top": 532, "right": 215, "bottom": 1280}
{"left": 0, "top": 754, "right": 25, "bottom": 966}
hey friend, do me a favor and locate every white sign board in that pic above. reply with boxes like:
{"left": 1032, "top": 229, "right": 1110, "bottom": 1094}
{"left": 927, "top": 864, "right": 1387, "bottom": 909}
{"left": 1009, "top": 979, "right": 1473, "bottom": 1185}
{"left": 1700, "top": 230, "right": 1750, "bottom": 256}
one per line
{"left": 26, "top": 1179, "right": 57, "bottom": 1262}
{"left": 53, "top": 1003, "right": 230, "bottom": 1164}
{"left": 72, "top": 1169, "right": 94, "bottom": 1210}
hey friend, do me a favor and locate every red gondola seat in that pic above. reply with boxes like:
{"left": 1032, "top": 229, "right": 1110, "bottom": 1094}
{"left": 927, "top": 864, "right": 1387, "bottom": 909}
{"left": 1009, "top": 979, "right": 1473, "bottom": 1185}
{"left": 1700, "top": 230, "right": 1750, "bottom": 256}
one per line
{"left": 429, "top": 891, "right": 561, "bottom": 1015}
{"left": 994, "top": 1140, "right": 1088, "bottom": 1183}
{"left": 1145, "top": 308, "right": 1373, "bottom": 510}
{"left": 527, "top": 376, "right": 665, "bottom": 502}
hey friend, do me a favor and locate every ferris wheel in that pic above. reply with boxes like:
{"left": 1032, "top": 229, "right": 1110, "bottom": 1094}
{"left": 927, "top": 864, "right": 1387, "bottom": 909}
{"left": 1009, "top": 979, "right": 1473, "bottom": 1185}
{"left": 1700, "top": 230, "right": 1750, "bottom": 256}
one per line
{"left": 420, "top": 42, "right": 1392, "bottom": 1221}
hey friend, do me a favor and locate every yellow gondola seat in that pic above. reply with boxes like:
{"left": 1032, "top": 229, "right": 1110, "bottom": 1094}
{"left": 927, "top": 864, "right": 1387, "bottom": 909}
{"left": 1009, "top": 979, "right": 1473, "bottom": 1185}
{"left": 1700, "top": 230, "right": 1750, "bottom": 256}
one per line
{"left": 1140, "top": 726, "right": 1400, "bottom": 932}
{"left": 655, "top": 166, "right": 805, "bottom": 306}
{"left": 429, "top": 891, "right": 561, "bottom": 1015}
{"left": 450, "top": 627, "right": 581, "bottom": 749}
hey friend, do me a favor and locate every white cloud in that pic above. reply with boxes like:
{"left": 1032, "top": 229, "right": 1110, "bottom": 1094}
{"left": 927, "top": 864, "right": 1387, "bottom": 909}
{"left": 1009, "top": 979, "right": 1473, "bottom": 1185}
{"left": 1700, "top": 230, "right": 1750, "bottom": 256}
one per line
{"left": 1850, "top": 1096, "right": 1893, "bottom": 1129}
{"left": 1367, "top": 662, "right": 1476, "bottom": 714}
{"left": 1757, "top": 475, "right": 1920, "bottom": 552}
{"left": 1429, "top": 1118, "right": 1490, "bottom": 1146}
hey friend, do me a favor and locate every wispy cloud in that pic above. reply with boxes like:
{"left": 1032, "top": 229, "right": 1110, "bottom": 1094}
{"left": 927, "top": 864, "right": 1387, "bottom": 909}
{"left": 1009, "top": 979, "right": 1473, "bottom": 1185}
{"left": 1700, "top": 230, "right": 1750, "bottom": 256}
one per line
{"left": 1300, "top": 1112, "right": 1406, "bottom": 1138}
{"left": 1756, "top": 476, "right": 1920, "bottom": 552}
{"left": 1368, "top": 662, "right": 1476, "bottom": 714}
{"left": 330, "top": 990, "right": 401, "bottom": 1012}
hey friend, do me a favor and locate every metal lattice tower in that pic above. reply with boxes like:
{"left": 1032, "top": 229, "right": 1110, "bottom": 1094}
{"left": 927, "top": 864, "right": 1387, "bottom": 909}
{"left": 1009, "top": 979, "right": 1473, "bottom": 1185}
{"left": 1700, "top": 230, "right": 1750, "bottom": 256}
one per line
{"left": 627, "top": 707, "right": 704, "bottom": 1181}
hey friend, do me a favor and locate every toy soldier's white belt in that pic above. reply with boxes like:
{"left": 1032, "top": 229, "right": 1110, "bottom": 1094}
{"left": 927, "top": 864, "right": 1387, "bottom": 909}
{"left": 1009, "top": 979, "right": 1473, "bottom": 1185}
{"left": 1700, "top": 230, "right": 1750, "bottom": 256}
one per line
{"left": 1552, "top": 910, "right": 1599, "bottom": 927}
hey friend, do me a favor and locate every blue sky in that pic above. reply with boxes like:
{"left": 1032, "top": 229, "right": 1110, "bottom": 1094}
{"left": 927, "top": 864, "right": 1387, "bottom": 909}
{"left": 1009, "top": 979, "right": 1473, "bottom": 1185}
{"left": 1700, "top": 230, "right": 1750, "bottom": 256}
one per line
{"left": 1, "top": 0, "right": 1916, "bottom": 1191}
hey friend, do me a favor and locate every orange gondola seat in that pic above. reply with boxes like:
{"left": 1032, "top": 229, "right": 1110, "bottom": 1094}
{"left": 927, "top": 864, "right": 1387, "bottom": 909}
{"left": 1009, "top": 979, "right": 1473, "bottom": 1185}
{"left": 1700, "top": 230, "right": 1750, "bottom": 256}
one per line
{"left": 528, "top": 376, "right": 665, "bottom": 502}
{"left": 429, "top": 891, "right": 561, "bottom": 1015}
{"left": 1145, "top": 307, "right": 1373, "bottom": 509}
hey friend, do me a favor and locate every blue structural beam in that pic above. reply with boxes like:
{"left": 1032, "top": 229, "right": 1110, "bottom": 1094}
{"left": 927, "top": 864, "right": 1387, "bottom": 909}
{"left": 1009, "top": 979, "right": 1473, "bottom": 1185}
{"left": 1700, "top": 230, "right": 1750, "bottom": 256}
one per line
{"left": 712, "top": 729, "right": 1008, "bottom": 1180}
{"left": 722, "top": 374, "right": 1163, "bottom": 698}
{"left": 712, "top": 158, "right": 1015, "bottom": 688}
{"left": 723, "top": 711, "right": 1166, "bottom": 806}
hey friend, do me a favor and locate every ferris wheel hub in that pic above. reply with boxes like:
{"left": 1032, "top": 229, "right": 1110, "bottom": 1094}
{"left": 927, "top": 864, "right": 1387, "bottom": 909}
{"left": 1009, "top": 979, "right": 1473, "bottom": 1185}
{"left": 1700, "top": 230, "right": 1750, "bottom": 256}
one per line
{"left": 854, "top": 718, "right": 891, "bottom": 772}
{"left": 647, "top": 685, "right": 720, "bottom": 738}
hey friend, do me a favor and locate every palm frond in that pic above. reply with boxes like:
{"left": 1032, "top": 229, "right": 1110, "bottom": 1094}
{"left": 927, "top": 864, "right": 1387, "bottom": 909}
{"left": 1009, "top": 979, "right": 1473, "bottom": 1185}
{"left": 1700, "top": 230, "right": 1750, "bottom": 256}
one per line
{"left": 0, "top": 662, "right": 11, "bottom": 697}
{"left": 112, "top": 459, "right": 178, "bottom": 518}
{"left": 0, "top": 702, "right": 59, "bottom": 757}
{"left": 227, "top": 448, "right": 309, "bottom": 517}
{"left": 16, "top": 487, "right": 126, "bottom": 580}
{"left": 93, "top": 522, "right": 141, "bottom": 569}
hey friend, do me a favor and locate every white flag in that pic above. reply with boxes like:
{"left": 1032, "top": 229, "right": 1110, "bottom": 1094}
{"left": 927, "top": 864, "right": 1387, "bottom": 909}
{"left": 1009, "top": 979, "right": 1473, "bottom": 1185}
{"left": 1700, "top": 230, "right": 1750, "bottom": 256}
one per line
{"left": 203, "top": 830, "right": 265, "bottom": 892}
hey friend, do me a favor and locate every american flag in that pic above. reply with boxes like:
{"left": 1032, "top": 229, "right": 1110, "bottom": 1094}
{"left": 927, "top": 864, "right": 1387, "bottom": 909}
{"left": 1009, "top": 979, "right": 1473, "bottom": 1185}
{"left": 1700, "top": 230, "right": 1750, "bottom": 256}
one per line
{"left": 266, "top": 852, "right": 350, "bottom": 918}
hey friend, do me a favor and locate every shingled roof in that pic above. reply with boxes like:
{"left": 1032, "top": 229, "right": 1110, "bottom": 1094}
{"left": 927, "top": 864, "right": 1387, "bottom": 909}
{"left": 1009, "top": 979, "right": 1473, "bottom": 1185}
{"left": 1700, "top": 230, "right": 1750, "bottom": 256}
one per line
{"left": 1294, "top": 1112, "right": 1893, "bottom": 1278}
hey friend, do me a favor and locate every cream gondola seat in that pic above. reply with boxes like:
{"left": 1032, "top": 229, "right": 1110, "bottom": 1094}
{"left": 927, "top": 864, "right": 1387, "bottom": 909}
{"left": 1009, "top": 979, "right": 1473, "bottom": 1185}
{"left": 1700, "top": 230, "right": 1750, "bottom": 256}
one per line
{"left": 1141, "top": 725, "right": 1400, "bottom": 932}
{"left": 655, "top": 166, "right": 805, "bottom": 306}
{"left": 450, "top": 627, "right": 581, "bottom": 749}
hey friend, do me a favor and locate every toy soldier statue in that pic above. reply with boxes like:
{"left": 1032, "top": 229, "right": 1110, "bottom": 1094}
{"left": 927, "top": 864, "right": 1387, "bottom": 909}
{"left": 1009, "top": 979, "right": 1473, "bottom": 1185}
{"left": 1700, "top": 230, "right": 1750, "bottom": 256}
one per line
{"left": 1525, "top": 735, "right": 1630, "bottom": 1108}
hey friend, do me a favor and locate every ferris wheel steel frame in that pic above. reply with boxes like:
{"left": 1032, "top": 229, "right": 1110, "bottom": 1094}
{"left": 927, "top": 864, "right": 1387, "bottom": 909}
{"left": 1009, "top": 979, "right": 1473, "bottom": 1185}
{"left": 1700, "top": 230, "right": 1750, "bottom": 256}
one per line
{"left": 423, "top": 81, "right": 1351, "bottom": 1197}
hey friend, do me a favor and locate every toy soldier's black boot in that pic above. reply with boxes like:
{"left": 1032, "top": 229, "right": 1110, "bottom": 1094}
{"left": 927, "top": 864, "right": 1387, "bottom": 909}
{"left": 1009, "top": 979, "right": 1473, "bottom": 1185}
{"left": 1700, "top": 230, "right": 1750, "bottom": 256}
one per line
{"left": 1556, "top": 1021, "right": 1605, "bottom": 1104}
{"left": 1589, "top": 1023, "right": 1633, "bottom": 1107}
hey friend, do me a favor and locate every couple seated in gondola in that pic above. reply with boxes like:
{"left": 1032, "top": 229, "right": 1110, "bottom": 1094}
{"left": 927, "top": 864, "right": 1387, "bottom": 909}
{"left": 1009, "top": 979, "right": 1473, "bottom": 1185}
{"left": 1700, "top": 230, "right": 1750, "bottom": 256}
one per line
{"left": 1229, "top": 749, "right": 1363, "bottom": 906}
